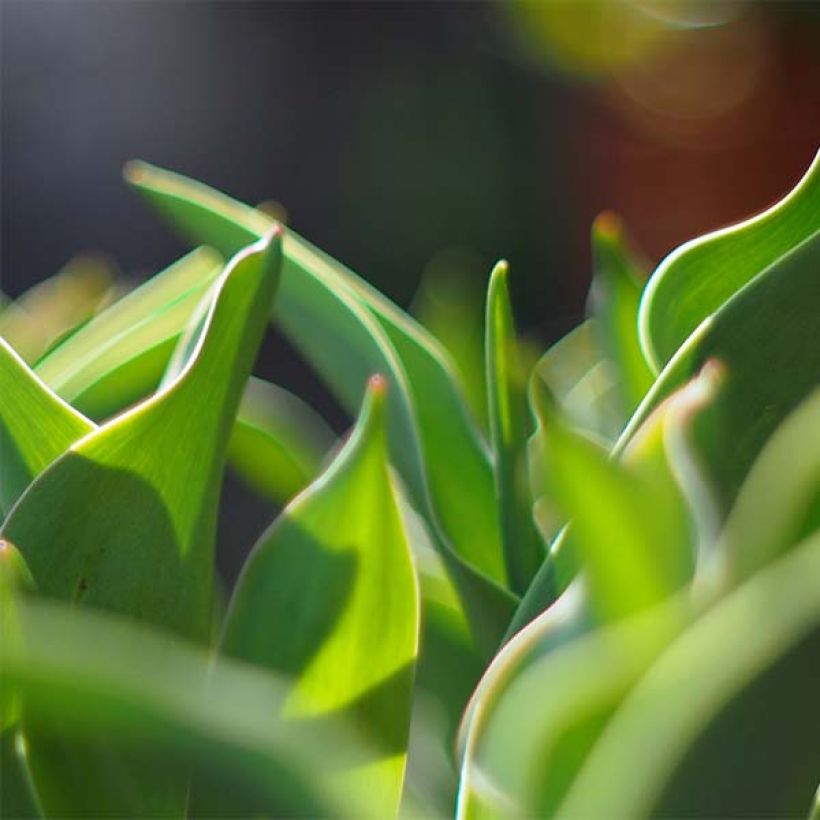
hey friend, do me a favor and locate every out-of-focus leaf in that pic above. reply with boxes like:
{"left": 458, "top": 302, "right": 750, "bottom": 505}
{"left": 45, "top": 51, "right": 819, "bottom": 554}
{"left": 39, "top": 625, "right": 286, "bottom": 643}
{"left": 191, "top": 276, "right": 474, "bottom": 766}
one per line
{"left": 530, "top": 321, "right": 622, "bottom": 447}
{"left": 3, "top": 233, "right": 280, "bottom": 640}
{"left": 412, "top": 258, "right": 487, "bottom": 432}
{"left": 460, "top": 368, "right": 721, "bottom": 814}
{"left": 518, "top": 364, "right": 720, "bottom": 630}
{"left": 719, "top": 389, "right": 820, "bottom": 586}
{"left": 34, "top": 247, "right": 223, "bottom": 420}
{"left": 485, "top": 262, "right": 541, "bottom": 595}
{"left": 588, "top": 212, "right": 653, "bottom": 417}
{"left": 126, "top": 160, "right": 516, "bottom": 655}
{"left": 0, "top": 255, "right": 117, "bottom": 364}
{"left": 227, "top": 377, "right": 336, "bottom": 503}
{"left": 640, "top": 149, "right": 820, "bottom": 370}
{"left": 0, "top": 599, "right": 372, "bottom": 817}
{"left": 0, "top": 729, "right": 41, "bottom": 818}
{"left": 457, "top": 589, "right": 685, "bottom": 819}
{"left": 220, "top": 377, "right": 419, "bottom": 816}
{"left": 0, "top": 338, "right": 94, "bottom": 515}
{"left": 621, "top": 230, "right": 820, "bottom": 511}
{"left": 557, "top": 528, "right": 820, "bottom": 819}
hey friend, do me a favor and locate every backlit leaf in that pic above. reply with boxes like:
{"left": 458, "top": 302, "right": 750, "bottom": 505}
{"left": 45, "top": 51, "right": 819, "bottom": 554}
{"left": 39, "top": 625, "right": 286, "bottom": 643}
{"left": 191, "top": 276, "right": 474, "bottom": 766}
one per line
{"left": 220, "top": 377, "right": 419, "bottom": 816}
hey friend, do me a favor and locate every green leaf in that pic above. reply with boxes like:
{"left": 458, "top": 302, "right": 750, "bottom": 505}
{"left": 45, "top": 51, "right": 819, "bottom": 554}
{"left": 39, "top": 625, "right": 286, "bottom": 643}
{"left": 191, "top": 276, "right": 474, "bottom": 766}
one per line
{"left": 34, "top": 247, "right": 223, "bottom": 420}
{"left": 220, "top": 376, "right": 419, "bottom": 816}
{"left": 0, "top": 255, "right": 116, "bottom": 365}
{"left": 126, "top": 160, "right": 515, "bottom": 654}
{"left": 457, "top": 588, "right": 686, "bottom": 818}
{"left": 0, "top": 338, "right": 95, "bottom": 515}
{"left": 412, "top": 260, "right": 488, "bottom": 432}
{"left": 621, "top": 230, "right": 820, "bottom": 511}
{"left": 227, "top": 376, "right": 336, "bottom": 503}
{"left": 557, "top": 527, "right": 820, "bottom": 818}
{"left": 588, "top": 212, "right": 653, "bottom": 417}
{"left": 2, "top": 233, "right": 281, "bottom": 640}
{"left": 485, "top": 261, "right": 542, "bottom": 595}
{"left": 0, "top": 599, "right": 373, "bottom": 817}
{"left": 640, "top": 149, "right": 820, "bottom": 370}
{"left": 719, "top": 388, "right": 820, "bottom": 586}
{"left": 529, "top": 321, "right": 622, "bottom": 448}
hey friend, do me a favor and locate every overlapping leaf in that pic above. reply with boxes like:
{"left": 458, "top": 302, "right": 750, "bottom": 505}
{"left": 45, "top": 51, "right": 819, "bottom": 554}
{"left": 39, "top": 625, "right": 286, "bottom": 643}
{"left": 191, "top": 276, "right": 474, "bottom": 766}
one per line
{"left": 125, "top": 161, "right": 516, "bottom": 653}
{"left": 558, "top": 528, "right": 820, "bottom": 818}
{"left": 3, "top": 233, "right": 280, "bottom": 640}
{"left": 219, "top": 377, "right": 419, "bottom": 816}
{"left": 0, "top": 338, "right": 95, "bottom": 515}
{"left": 0, "top": 598, "right": 372, "bottom": 817}
{"left": 640, "top": 148, "right": 820, "bottom": 370}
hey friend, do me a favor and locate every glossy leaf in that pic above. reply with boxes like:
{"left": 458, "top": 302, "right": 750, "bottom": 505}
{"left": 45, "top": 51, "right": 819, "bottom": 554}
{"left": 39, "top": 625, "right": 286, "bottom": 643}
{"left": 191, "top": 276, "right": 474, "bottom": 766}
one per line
{"left": 640, "top": 149, "right": 820, "bottom": 370}
{"left": 621, "top": 230, "right": 820, "bottom": 511}
{"left": 220, "top": 377, "right": 419, "bottom": 816}
{"left": 2, "top": 233, "right": 281, "bottom": 641}
{"left": 126, "top": 160, "right": 515, "bottom": 653}
{"left": 558, "top": 528, "right": 820, "bottom": 818}
{"left": 0, "top": 598, "right": 372, "bottom": 817}
{"left": 485, "top": 261, "right": 541, "bottom": 595}
{"left": 0, "top": 338, "right": 95, "bottom": 515}
{"left": 588, "top": 212, "right": 653, "bottom": 417}
{"left": 34, "top": 247, "right": 223, "bottom": 420}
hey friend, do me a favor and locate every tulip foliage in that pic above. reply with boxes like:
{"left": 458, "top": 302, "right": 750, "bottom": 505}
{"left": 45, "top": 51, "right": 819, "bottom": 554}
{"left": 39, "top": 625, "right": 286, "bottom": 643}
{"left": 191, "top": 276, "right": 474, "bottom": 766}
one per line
{"left": 1, "top": 151, "right": 819, "bottom": 818}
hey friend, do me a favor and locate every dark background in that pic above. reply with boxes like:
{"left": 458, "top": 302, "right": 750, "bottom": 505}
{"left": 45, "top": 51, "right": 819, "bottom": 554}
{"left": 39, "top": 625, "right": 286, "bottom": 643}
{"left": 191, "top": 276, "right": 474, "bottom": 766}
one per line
{"left": 3, "top": 0, "right": 819, "bottom": 579}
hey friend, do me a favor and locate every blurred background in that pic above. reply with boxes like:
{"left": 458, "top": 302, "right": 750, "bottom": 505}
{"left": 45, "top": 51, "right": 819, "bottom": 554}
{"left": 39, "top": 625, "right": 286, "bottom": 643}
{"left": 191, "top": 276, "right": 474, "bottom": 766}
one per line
{"left": 2, "top": 0, "right": 819, "bottom": 578}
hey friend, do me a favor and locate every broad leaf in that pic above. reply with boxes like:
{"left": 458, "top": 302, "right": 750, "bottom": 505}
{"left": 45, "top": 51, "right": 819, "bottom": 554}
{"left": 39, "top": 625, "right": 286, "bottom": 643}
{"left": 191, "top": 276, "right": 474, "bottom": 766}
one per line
{"left": 0, "top": 338, "right": 94, "bottom": 515}
{"left": 718, "top": 388, "right": 820, "bottom": 586}
{"left": 0, "top": 599, "right": 372, "bottom": 817}
{"left": 485, "top": 261, "right": 541, "bottom": 595}
{"left": 557, "top": 528, "right": 820, "bottom": 818}
{"left": 126, "top": 160, "right": 515, "bottom": 653}
{"left": 621, "top": 230, "right": 820, "bottom": 511}
{"left": 34, "top": 247, "right": 223, "bottom": 420}
{"left": 227, "top": 376, "right": 336, "bottom": 503}
{"left": 2, "top": 233, "right": 280, "bottom": 640}
{"left": 640, "top": 149, "right": 820, "bottom": 370}
{"left": 220, "top": 377, "right": 419, "bottom": 816}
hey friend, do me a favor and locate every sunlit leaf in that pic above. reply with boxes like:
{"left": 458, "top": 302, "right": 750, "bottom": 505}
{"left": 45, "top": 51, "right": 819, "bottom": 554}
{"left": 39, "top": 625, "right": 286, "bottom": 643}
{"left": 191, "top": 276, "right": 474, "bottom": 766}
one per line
{"left": 126, "top": 160, "right": 516, "bottom": 654}
{"left": 622, "top": 230, "right": 820, "bottom": 511}
{"left": 640, "top": 149, "right": 820, "bottom": 370}
{"left": 220, "top": 377, "right": 419, "bottom": 816}
{"left": 2, "top": 233, "right": 280, "bottom": 640}
{"left": 485, "top": 261, "right": 541, "bottom": 595}
{"left": 34, "top": 247, "right": 223, "bottom": 420}
{"left": 0, "top": 338, "right": 94, "bottom": 515}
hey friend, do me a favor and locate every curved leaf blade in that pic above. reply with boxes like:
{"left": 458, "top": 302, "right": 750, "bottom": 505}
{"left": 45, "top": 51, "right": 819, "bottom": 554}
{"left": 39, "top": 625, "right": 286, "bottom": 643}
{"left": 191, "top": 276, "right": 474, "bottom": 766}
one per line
{"left": 640, "top": 149, "right": 820, "bottom": 370}
{"left": 221, "top": 377, "right": 420, "bottom": 816}
{"left": 558, "top": 528, "right": 820, "bottom": 818}
{"left": 2, "top": 233, "right": 281, "bottom": 640}
{"left": 0, "top": 338, "right": 95, "bottom": 515}
{"left": 485, "top": 262, "right": 541, "bottom": 595}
